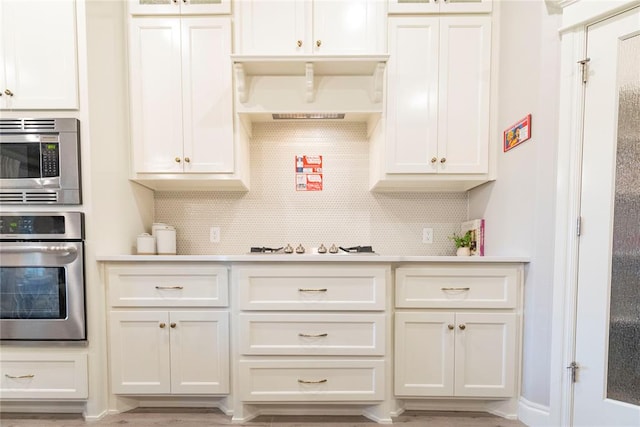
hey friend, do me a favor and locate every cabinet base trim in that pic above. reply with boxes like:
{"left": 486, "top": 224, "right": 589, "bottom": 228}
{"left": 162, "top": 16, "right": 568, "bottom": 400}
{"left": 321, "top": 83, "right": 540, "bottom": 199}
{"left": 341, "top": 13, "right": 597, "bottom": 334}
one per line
{"left": 399, "top": 398, "right": 519, "bottom": 420}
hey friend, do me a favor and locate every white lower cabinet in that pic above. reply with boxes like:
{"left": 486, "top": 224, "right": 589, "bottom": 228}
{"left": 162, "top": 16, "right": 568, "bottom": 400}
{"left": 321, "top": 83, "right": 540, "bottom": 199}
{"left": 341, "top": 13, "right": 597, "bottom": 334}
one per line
{"left": 233, "top": 264, "right": 390, "bottom": 419}
{"left": 0, "top": 352, "right": 88, "bottom": 399}
{"left": 105, "top": 263, "right": 230, "bottom": 396}
{"left": 394, "top": 265, "right": 522, "bottom": 400}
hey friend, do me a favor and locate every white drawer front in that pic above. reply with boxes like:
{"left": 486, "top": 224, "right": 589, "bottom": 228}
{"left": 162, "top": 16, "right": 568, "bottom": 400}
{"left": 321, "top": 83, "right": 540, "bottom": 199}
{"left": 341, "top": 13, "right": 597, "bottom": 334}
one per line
{"left": 108, "top": 265, "right": 228, "bottom": 307}
{"left": 236, "top": 266, "right": 387, "bottom": 310}
{"left": 239, "top": 313, "right": 385, "bottom": 356}
{"left": 239, "top": 359, "right": 384, "bottom": 401}
{"left": 0, "top": 352, "right": 88, "bottom": 399}
{"left": 395, "top": 266, "right": 519, "bottom": 309}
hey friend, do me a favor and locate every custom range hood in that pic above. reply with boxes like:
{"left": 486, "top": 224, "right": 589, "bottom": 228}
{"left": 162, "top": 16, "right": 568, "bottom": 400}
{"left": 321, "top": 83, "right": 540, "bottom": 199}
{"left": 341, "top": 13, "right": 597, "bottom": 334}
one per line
{"left": 232, "top": 55, "right": 388, "bottom": 134}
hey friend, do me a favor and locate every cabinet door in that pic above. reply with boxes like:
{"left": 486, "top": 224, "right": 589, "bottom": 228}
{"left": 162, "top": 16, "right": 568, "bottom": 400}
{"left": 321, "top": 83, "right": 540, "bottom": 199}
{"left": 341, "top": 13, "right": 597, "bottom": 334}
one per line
{"left": 454, "top": 312, "right": 517, "bottom": 397}
{"left": 129, "top": 0, "right": 230, "bottom": 16}
{"left": 394, "top": 311, "right": 454, "bottom": 396}
{"left": 388, "top": 0, "right": 492, "bottom": 14}
{"left": 129, "top": 17, "right": 184, "bottom": 173}
{"left": 312, "top": 0, "right": 385, "bottom": 54}
{"left": 180, "top": 17, "right": 234, "bottom": 173}
{"left": 236, "top": 0, "right": 308, "bottom": 54}
{"left": 437, "top": 17, "right": 491, "bottom": 174}
{"left": 109, "top": 311, "right": 171, "bottom": 394}
{"left": 385, "top": 17, "right": 439, "bottom": 174}
{"left": 0, "top": 0, "right": 78, "bottom": 109}
{"left": 169, "top": 311, "right": 229, "bottom": 394}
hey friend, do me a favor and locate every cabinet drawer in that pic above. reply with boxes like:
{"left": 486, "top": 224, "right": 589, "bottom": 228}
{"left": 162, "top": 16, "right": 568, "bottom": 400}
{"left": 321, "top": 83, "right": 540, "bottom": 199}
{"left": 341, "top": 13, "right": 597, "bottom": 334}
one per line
{"left": 236, "top": 266, "right": 387, "bottom": 310}
{"left": 0, "top": 352, "right": 88, "bottom": 399}
{"left": 108, "top": 265, "right": 228, "bottom": 307}
{"left": 395, "top": 266, "right": 519, "bottom": 308}
{"left": 239, "top": 313, "right": 385, "bottom": 356}
{"left": 239, "top": 359, "right": 384, "bottom": 401}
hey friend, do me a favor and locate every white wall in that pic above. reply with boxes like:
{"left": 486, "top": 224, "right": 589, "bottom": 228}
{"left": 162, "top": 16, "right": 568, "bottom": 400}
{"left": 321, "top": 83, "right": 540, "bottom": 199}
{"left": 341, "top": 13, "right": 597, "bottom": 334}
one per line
{"left": 83, "top": 0, "right": 154, "bottom": 418}
{"left": 469, "top": 0, "right": 562, "bottom": 411}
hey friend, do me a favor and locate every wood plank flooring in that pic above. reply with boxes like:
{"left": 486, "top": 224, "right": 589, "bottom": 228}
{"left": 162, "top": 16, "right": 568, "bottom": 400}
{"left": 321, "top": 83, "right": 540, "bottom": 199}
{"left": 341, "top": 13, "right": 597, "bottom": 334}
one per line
{"left": 1, "top": 408, "right": 526, "bottom": 426}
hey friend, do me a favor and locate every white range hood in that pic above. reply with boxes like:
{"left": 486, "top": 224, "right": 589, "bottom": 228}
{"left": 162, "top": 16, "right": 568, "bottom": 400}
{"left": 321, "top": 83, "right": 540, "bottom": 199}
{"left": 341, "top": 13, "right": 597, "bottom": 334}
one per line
{"left": 232, "top": 54, "right": 388, "bottom": 135}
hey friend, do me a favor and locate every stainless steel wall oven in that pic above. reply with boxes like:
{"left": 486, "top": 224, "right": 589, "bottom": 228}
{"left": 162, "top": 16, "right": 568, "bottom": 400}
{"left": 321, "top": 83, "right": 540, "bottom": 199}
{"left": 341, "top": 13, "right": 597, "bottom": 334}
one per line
{"left": 0, "top": 212, "right": 86, "bottom": 341}
{"left": 0, "top": 118, "right": 81, "bottom": 204}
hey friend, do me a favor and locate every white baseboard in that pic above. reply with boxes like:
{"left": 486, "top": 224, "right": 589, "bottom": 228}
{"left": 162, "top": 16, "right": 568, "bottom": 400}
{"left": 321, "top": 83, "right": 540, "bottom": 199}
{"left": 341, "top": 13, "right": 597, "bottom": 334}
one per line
{"left": 518, "top": 397, "right": 551, "bottom": 427}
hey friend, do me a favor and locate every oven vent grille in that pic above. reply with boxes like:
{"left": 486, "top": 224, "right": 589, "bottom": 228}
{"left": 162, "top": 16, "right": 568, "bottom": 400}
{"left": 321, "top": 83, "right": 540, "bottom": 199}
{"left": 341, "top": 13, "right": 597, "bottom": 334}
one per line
{"left": 0, "top": 118, "right": 56, "bottom": 131}
{"left": 0, "top": 191, "right": 59, "bottom": 204}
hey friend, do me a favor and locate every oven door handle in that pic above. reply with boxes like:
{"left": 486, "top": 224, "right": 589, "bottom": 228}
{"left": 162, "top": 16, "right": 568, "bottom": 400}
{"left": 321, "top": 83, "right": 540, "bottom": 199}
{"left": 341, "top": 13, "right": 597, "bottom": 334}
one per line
{"left": 0, "top": 246, "right": 78, "bottom": 256}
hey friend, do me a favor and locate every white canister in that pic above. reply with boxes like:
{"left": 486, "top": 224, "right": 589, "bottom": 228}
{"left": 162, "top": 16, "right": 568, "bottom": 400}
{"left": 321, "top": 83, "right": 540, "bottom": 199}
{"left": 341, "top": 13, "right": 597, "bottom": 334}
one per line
{"left": 156, "top": 226, "right": 176, "bottom": 255}
{"left": 136, "top": 233, "right": 156, "bottom": 255}
{"left": 151, "top": 222, "right": 167, "bottom": 237}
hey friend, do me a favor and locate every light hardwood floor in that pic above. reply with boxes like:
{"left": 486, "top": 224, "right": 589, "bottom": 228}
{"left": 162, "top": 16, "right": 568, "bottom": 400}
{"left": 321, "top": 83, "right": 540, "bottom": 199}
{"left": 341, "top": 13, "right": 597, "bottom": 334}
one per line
{"left": 0, "top": 408, "right": 526, "bottom": 426}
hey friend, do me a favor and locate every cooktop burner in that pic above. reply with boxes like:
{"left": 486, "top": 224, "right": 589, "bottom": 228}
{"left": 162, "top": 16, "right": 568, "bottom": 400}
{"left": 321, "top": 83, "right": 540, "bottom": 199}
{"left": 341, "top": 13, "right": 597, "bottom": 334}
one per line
{"left": 249, "top": 244, "right": 376, "bottom": 255}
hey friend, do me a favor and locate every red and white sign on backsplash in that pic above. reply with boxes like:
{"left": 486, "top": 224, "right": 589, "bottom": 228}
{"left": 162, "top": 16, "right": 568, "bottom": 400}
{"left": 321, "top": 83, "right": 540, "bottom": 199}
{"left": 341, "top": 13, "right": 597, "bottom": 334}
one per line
{"left": 295, "top": 155, "right": 323, "bottom": 191}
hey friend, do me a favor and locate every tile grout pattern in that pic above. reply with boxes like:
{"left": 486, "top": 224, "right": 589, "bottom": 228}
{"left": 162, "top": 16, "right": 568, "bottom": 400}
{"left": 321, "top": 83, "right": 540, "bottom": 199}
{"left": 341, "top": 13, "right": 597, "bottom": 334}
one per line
{"left": 155, "top": 122, "right": 469, "bottom": 256}
{"left": 0, "top": 409, "right": 527, "bottom": 427}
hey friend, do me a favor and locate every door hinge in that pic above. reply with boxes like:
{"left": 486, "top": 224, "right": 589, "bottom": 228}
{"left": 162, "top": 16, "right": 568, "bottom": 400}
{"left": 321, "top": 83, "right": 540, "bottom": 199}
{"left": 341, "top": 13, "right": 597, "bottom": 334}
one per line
{"left": 578, "top": 58, "right": 591, "bottom": 84}
{"left": 567, "top": 361, "right": 580, "bottom": 383}
{"left": 577, "top": 216, "right": 582, "bottom": 237}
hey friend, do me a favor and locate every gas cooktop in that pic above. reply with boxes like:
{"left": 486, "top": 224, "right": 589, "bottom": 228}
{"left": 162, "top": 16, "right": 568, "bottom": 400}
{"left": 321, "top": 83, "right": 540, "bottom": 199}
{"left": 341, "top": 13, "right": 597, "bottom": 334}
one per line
{"left": 249, "top": 244, "right": 377, "bottom": 255}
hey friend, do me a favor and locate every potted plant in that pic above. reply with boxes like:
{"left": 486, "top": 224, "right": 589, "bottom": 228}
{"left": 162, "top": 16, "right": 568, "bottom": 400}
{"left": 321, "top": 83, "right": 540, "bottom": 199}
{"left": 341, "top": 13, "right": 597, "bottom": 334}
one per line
{"left": 449, "top": 230, "right": 472, "bottom": 256}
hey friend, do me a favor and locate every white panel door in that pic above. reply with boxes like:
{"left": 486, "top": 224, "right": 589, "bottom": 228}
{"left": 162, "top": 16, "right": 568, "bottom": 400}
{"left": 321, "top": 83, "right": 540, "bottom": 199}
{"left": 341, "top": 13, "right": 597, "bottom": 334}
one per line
{"left": 395, "top": 311, "right": 454, "bottom": 396}
{"left": 1, "top": 0, "right": 78, "bottom": 109}
{"left": 312, "top": 0, "right": 384, "bottom": 54}
{"left": 129, "top": 17, "right": 183, "bottom": 173}
{"left": 180, "top": 17, "right": 233, "bottom": 173}
{"left": 385, "top": 17, "right": 439, "bottom": 174}
{"left": 109, "top": 311, "right": 171, "bottom": 394}
{"left": 169, "top": 311, "right": 229, "bottom": 394}
{"left": 454, "top": 312, "right": 516, "bottom": 397}
{"left": 237, "top": 0, "right": 308, "bottom": 54}
{"left": 574, "top": 7, "right": 640, "bottom": 426}
{"left": 437, "top": 17, "right": 491, "bottom": 174}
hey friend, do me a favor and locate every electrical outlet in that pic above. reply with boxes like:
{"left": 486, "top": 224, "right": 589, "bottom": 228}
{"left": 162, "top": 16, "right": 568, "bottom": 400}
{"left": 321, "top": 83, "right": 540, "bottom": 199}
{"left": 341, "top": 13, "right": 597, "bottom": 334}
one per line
{"left": 422, "top": 227, "right": 433, "bottom": 244}
{"left": 210, "top": 227, "right": 220, "bottom": 243}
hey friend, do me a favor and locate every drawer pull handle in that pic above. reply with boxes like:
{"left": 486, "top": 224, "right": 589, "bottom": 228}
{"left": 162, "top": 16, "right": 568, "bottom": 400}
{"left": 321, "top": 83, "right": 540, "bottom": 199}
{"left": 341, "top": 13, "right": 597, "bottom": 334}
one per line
{"left": 298, "top": 288, "right": 328, "bottom": 292}
{"left": 155, "top": 286, "right": 184, "bottom": 290}
{"left": 298, "top": 333, "right": 328, "bottom": 338}
{"left": 298, "top": 378, "right": 328, "bottom": 384}
{"left": 441, "top": 287, "right": 470, "bottom": 292}
{"left": 5, "top": 374, "right": 35, "bottom": 379}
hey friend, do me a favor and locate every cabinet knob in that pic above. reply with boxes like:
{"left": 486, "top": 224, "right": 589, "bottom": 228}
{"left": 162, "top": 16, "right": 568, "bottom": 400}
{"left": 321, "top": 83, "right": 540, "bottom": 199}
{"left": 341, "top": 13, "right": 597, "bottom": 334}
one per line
{"left": 184, "top": 157, "right": 190, "bottom": 163}
{"left": 459, "top": 324, "right": 466, "bottom": 330}
{"left": 440, "top": 157, "right": 446, "bottom": 163}
{"left": 159, "top": 323, "right": 166, "bottom": 328}
{"left": 175, "top": 157, "right": 181, "bottom": 163}
{"left": 297, "top": 40, "right": 303, "bottom": 47}
{"left": 316, "top": 40, "right": 322, "bottom": 48}
{"left": 431, "top": 157, "right": 437, "bottom": 163}
{"left": 447, "top": 324, "right": 454, "bottom": 330}
{"left": 170, "top": 322, "right": 176, "bottom": 328}
{"left": 4, "top": 89, "right": 14, "bottom": 97}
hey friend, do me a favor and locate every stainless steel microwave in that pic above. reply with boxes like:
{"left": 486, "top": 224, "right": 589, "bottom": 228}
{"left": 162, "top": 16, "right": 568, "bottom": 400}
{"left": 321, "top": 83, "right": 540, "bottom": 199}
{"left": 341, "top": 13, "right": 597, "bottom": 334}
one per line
{"left": 0, "top": 118, "right": 81, "bottom": 205}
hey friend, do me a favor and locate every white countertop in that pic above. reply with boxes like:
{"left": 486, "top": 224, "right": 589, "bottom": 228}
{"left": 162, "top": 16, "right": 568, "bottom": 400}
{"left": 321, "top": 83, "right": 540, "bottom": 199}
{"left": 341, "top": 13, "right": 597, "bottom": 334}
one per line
{"left": 96, "top": 254, "right": 529, "bottom": 263}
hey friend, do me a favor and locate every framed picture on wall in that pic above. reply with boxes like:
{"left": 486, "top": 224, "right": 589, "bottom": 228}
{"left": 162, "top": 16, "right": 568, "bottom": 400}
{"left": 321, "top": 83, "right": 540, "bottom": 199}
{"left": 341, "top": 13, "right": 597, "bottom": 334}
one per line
{"left": 503, "top": 114, "right": 532, "bottom": 152}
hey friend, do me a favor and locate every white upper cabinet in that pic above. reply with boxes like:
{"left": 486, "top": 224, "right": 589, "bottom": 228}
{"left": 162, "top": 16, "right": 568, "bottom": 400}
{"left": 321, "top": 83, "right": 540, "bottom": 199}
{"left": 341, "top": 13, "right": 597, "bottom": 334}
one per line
{"left": 388, "top": 0, "right": 492, "bottom": 14}
{"left": 128, "top": 0, "right": 230, "bottom": 15}
{"left": 371, "top": 15, "right": 492, "bottom": 191}
{"left": 385, "top": 16, "right": 491, "bottom": 175}
{"left": 129, "top": 16, "right": 234, "bottom": 174}
{"left": 0, "top": 0, "right": 78, "bottom": 110}
{"left": 236, "top": 0, "right": 385, "bottom": 55}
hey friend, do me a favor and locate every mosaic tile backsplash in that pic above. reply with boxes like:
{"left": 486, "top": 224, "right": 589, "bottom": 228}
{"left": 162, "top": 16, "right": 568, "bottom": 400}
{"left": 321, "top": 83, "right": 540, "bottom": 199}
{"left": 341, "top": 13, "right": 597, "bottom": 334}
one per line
{"left": 155, "top": 122, "right": 468, "bottom": 255}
